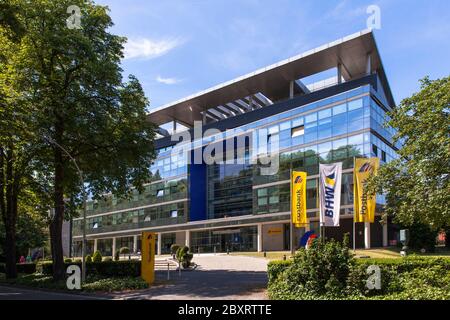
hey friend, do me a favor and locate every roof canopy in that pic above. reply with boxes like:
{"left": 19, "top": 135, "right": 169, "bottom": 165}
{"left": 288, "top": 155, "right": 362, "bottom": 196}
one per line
{"left": 148, "top": 29, "right": 394, "bottom": 127}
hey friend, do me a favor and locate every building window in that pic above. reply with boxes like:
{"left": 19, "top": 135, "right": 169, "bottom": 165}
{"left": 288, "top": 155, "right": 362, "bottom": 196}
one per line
{"left": 291, "top": 125, "right": 305, "bottom": 138}
{"left": 372, "top": 144, "right": 378, "bottom": 156}
{"left": 170, "top": 210, "right": 178, "bottom": 218}
{"left": 381, "top": 150, "right": 386, "bottom": 162}
{"left": 156, "top": 189, "right": 164, "bottom": 197}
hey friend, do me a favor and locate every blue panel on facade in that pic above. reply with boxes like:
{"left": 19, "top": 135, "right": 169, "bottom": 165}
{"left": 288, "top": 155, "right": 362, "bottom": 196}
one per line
{"left": 189, "top": 150, "right": 207, "bottom": 221}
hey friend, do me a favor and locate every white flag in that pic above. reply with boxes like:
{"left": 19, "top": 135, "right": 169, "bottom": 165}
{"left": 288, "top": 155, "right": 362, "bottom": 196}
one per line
{"left": 319, "top": 162, "right": 342, "bottom": 227}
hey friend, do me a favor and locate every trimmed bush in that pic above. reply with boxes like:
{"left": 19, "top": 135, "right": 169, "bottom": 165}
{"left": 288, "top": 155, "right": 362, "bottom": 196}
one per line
{"left": 176, "top": 246, "right": 193, "bottom": 268}
{"left": 85, "top": 255, "right": 92, "bottom": 263}
{"left": 92, "top": 251, "right": 102, "bottom": 263}
{"left": 0, "top": 263, "right": 36, "bottom": 274}
{"left": 36, "top": 260, "right": 141, "bottom": 277}
{"left": 114, "top": 250, "right": 120, "bottom": 261}
{"left": 170, "top": 244, "right": 180, "bottom": 255}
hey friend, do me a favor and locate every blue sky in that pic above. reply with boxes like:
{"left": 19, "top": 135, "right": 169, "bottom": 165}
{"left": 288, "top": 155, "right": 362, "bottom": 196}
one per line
{"left": 96, "top": 0, "right": 450, "bottom": 110}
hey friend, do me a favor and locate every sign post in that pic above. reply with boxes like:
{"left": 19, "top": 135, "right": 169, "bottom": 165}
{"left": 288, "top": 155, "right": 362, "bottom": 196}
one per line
{"left": 141, "top": 232, "right": 156, "bottom": 285}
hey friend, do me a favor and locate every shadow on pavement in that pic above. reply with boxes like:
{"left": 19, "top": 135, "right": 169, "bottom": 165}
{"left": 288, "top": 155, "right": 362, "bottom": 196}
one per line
{"left": 109, "top": 269, "right": 268, "bottom": 300}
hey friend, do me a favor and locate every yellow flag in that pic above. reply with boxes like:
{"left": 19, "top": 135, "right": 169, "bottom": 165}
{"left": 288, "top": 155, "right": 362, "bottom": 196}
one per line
{"left": 354, "top": 158, "right": 379, "bottom": 223}
{"left": 291, "top": 171, "right": 307, "bottom": 226}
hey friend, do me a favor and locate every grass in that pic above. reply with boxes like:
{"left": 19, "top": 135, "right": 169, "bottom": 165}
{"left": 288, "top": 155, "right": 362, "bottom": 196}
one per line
{"left": 231, "top": 247, "right": 450, "bottom": 260}
{"left": 230, "top": 251, "right": 292, "bottom": 260}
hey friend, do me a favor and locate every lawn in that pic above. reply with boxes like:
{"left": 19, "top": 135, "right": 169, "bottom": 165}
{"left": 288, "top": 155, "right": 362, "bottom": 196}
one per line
{"left": 232, "top": 247, "right": 450, "bottom": 260}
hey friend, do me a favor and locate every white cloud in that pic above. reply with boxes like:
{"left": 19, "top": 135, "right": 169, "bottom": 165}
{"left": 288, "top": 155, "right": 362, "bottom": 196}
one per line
{"left": 124, "top": 37, "right": 183, "bottom": 60}
{"left": 156, "top": 75, "right": 182, "bottom": 85}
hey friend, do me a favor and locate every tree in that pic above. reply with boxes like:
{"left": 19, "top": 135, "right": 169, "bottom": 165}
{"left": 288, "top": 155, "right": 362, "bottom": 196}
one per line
{"left": 368, "top": 76, "right": 450, "bottom": 229}
{"left": 1, "top": 0, "right": 156, "bottom": 280}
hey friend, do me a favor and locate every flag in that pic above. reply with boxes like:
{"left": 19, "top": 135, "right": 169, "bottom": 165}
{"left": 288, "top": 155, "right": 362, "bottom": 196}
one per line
{"left": 319, "top": 162, "right": 342, "bottom": 227}
{"left": 354, "top": 157, "right": 379, "bottom": 223}
{"left": 291, "top": 171, "right": 307, "bottom": 227}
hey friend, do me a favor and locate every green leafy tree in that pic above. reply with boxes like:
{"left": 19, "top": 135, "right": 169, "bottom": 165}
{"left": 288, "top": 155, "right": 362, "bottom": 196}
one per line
{"left": 367, "top": 76, "right": 450, "bottom": 230}
{"left": 1, "top": 0, "right": 156, "bottom": 280}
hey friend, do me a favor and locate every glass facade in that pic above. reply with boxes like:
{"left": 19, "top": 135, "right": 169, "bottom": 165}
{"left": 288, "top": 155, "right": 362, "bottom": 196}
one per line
{"left": 190, "top": 226, "right": 257, "bottom": 253}
{"left": 72, "top": 79, "right": 396, "bottom": 254}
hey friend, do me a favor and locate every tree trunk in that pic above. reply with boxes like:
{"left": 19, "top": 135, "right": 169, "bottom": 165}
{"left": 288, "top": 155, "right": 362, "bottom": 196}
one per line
{"left": 4, "top": 226, "right": 17, "bottom": 279}
{"left": 50, "top": 129, "right": 66, "bottom": 280}
{"left": 0, "top": 145, "right": 18, "bottom": 279}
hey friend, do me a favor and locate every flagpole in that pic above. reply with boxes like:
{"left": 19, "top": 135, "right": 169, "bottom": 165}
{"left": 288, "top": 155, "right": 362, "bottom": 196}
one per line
{"left": 353, "top": 156, "right": 356, "bottom": 252}
{"left": 290, "top": 169, "right": 294, "bottom": 255}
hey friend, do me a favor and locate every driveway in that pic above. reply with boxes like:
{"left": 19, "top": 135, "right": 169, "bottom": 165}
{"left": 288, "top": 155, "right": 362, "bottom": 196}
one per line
{"left": 107, "top": 254, "right": 269, "bottom": 300}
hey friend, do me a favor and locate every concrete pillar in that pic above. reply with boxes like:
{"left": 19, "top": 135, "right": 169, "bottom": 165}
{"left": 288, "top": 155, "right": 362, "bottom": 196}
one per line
{"left": 382, "top": 221, "right": 388, "bottom": 247}
{"left": 185, "top": 230, "right": 190, "bottom": 248}
{"left": 337, "top": 63, "right": 343, "bottom": 84}
{"left": 133, "top": 235, "right": 138, "bottom": 253}
{"left": 157, "top": 233, "right": 162, "bottom": 256}
{"left": 112, "top": 237, "right": 116, "bottom": 258}
{"left": 304, "top": 220, "right": 310, "bottom": 232}
{"left": 364, "top": 222, "right": 371, "bottom": 249}
{"left": 93, "top": 239, "right": 98, "bottom": 253}
{"left": 202, "top": 111, "right": 206, "bottom": 125}
{"left": 257, "top": 224, "right": 263, "bottom": 252}
{"left": 366, "top": 53, "right": 372, "bottom": 75}
{"left": 289, "top": 80, "right": 294, "bottom": 99}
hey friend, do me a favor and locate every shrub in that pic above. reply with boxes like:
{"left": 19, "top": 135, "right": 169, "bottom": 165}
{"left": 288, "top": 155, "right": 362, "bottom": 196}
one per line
{"left": 85, "top": 255, "right": 92, "bottom": 263}
{"left": 37, "top": 260, "right": 142, "bottom": 277}
{"left": 119, "top": 247, "right": 130, "bottom": 255}
{"left": 114, "top": 250, "right": 120, "bottom": 261}
{"left": 82, "top": 276, "right": 148, "bottom": 292}
{"left": 64, "top": 258, "right": 72, "bottom": 263}
{"left": 0, "top": 263, "right": 36, "bottom": 274}
{"left": 92, "top": 251, "right": 102, "bottom": 263}
{"left": 176, "top": 246, "right": 193, "bottom": 268}
{"left": 268, "top": 235, "right": 352, "bottom": 300}
{"left": 401, "top": 223, "right": 438, "bottom": 252}
{"left": 268, "top": 242, "right": 450, "bottom": 300}
{"left": 267, "top": 260, "right": 292, "bottom": 284}
{"left": 170, "top": 244, "right": 180, "bottom": 255}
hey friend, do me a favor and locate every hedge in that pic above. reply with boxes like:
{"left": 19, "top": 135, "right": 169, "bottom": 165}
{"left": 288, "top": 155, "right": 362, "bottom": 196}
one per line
{"left": 267, "top": 256, "right": 450, "bottom": 284}
{"left": 36, "top": 260, "right": 141, "bottom": 277}
{"left": 268, "top": 255, "right": 450, "bottom": 300}
{"left": 0, "top": 263, "right": 37, "bottom": 274}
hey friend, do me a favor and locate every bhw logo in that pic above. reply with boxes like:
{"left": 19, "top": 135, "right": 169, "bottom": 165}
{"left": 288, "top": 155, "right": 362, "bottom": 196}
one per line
{"left": 324, "top": 172, "right": 336, "bottom": 218}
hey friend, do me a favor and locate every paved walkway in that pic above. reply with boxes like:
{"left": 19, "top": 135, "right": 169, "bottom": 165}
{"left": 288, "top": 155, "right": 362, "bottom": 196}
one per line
{"left": 0, "top": 285, "right": 105, "bottom": 300}
{"left": 107, "top": 254, "right": 269, "bottom": 300}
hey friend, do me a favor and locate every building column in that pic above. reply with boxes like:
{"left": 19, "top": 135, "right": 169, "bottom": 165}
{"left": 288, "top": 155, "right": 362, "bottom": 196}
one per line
{"left": 157, "top": 233, "right": 162, "bottom": 256}
{"left": 289, "top": 80, "right": 294, "bottom": 99}
{"left": 337, "top": 63, "right": 343, "bottom": 84}
{"left": 112, "top": 237, "right": 116, "bottom": 258}
{"left": 133, "top": 235, "right": 138, "bottom": 253}
{"left": 382, "top": 221, "right": 388, "bottom": 247}
{"left": 364, "top": 222, "right": 371, "bottom": 249}
{"left": 93, "top": 239, "right": 98, "bottom": 253}
{"left": 185, "top": 230, "right": 190, "bottom": 248}
{"left": 366, "top": 53, "right": 372, "bottom": 75}
{"left": 257, "top": 224, "right": 263, "bottom": 252}
{"left": 304, "top": 220, "right": 310, "bottom": 232}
